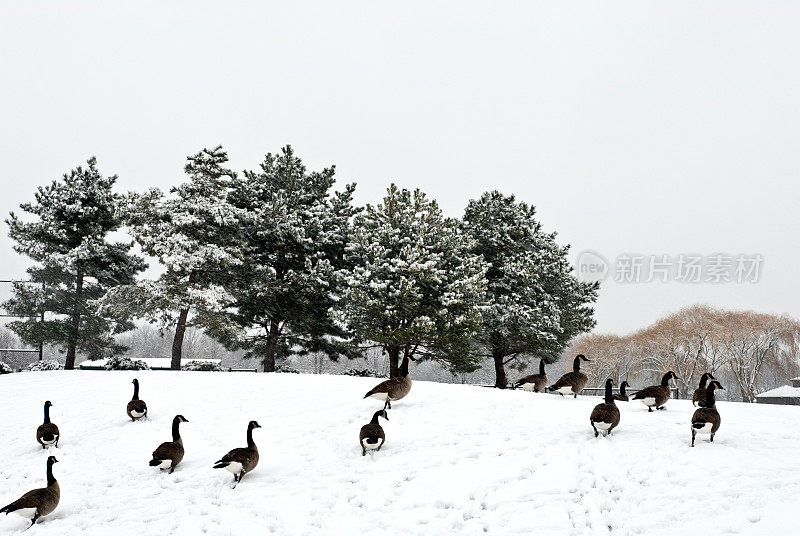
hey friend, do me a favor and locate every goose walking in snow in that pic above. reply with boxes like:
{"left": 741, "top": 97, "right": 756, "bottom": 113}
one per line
{"left": 359, "top": 409, "right": 388, "bottom": 456}
{"left": 0, "top": 456, "right": 60, "bottom": 528}
{"left": 514, "top": 359, "right": 548, "bottom": 392}
{"left": 214, "top": 421, "right": 261, "bottom": 487}
{"left": 363, "top": 356, "right": 413, "bottom": 409}
{"left": 691, "top": 380, "right": 724, "bottom": 446}
{"left": 547, "top": 354, "right": 590, "bottom": 398}
{"left": 692, "top": 372, "right": 715, "bottom": 407}
{"left": 127, "top": 378, "right": 148, "bottom": 421}
{"left": 590, "top": 379, "right": 620, "bottom": 437}
{"left": 149, "top": 415, "right": 188, "bottom": 474}
{"left": 612, "top": 380, "right": 631, "bottom": 402}
{"left": 631, "top": 371, "right": 679, "bottom": 412}
{"left": 36, "top": 401, "right": 59, "bottom": 449}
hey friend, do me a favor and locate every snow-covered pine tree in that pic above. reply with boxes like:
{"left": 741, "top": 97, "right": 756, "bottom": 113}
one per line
{"left": 340, "top": 184, "right": 488, "bottom": 378}
{"left": 462, "top": 191, "right": 598, "bottom": 388}
{"left": 101, "top": 146, "right": 238, "bottom": 370}
{"left": 211, "top": 145, "right": 358, "bottom": 372}
{"left": 4, "top": 158, "right": 146, "bottom": 369}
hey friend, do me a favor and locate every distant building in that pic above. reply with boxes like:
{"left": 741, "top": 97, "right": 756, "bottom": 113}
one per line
{"left": 756, "top": 378, "right": 800, "bottom": 406}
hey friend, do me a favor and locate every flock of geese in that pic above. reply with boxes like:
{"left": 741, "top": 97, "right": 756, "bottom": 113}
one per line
{"left": 1, "top": 354, "right": 723, "bottom": 528}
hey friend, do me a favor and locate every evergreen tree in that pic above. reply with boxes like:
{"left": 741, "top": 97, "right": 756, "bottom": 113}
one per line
{"left": 462, "top": 191, "right": 598, "bottom": 388}
{"left": 4, "top": 158, "right": 146, "bottom": 369}
{"left": 340, "top": 184, "right": 488, "bottom": 378}
{"left": 101, "top": 146, "right": 238, "bottom": 370}
{"left": 210, "top": 145, "right": 358, "bottom": 372}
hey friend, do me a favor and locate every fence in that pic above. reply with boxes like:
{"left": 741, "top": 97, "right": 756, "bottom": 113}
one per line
{"left": 0, "top": 279, "right": 43, "bottom": 364}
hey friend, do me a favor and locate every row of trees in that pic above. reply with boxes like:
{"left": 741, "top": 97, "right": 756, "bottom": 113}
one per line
{"left": 567, "top": 304, "right": 800, "bottom": 402}
{"left": 4, "top": 146, "right": 598, "bottom": 385}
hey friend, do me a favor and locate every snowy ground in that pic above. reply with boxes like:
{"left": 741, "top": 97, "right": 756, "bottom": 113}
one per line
{"left": 0, "top": 371, "right": 798, "bottom": 535}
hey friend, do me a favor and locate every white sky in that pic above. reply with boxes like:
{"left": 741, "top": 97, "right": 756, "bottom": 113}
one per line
{"left": 1, "top": 1, "right": 799, "bottom": 334}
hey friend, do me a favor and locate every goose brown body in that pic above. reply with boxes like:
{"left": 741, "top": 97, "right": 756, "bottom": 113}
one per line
{"left": 0, "top": 456, "right": 60, "bottom": 527}
{"left": 127, "top": 379, "right": 148, "bottom": 421}
{"left": 692, "top": 372, "right": 715, "bottom": 407}
{"left": 547, "top": 355, "right": 590, "bottom": 398}
{"left": 514, "top": 359, "right": 548, "bottom": 392}
{"left": 214, "top": 421, "right": 261, "bottom": 486}
{"left": 590, "top": 379, "right": 620, "bottom": 437}
{"left": 612, "top": 381, "right": 630, "bottom": 402}
{"left": 149, "top": 415, "right": 188, "bottom": 474}
{"left": 363, "top": 357, "right": 412, "bottom": 408}
{"left": 691, "top": 381, "right": 724, "bottom": 446}
{"left": 36, "top": 401, "right": 59, "bottom": 449}
{"left": 631, "top": 371, "right": 679, "bottom": 411}
{"left": 359, "top": 410, "right": 388, "bottom": 455}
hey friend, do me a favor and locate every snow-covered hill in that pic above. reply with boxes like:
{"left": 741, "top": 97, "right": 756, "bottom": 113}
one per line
{"left": 0, "top": 371, "right": 798, "bottom": 535}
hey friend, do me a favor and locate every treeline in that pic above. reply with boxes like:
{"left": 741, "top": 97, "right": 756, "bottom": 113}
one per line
{"left": 3, "top": 146, "right": 598, "bottom": 384}
{"left": 567, "top": 304, "right": 800, "bottom": 402}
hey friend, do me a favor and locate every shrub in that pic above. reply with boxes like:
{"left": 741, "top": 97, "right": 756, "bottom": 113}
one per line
{"left": 181, "top": 360, "right": 224, "bottom": 371}
{"left": 275, "top": 365, "right": 301, "bottom": 374}
{"left": 0, "top": 361, "right": 13, "bottom": 374}
{"left": 28, "top": 360, "right": 64, "bottom": 371}
{"left": 104, "top": 356, "right": 150, "bottom": 371}
{"left": 342, "top": 368, "right": 378, "bottom": 377}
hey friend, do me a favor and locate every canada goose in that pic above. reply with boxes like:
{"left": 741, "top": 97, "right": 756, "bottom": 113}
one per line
{"left": 149, "top": 415, "right": 188, "bottom": 474}
{"left": 692, "top": 372, "right": 716, "bottom": 407}
{"left": 631, "top": 371, "right": 679, "bottom": 411}
{"left": 127, "top": 378, "right": 148, "bottom": 421}
{"left": 359, "top": 409, "right": 388, "bottom": 456}
{"left": 36, "top": 401, "right": 59, "bottom": 449}
{"left": 691, "top": 381, "right": 724, "bottom": 446}
{"left": 514, "top": 359, "right": 548, "bottom": 392}
{"left": 0, "top": 456, "right": 60, "bottom": 527}
{"left": 214, "top": 421, "right": 261, "bottom": 487}
{"left": 363, "top": 356, "right": 413, "bottom": 409}
{"left": 547, "top": 355, "right": 590, "bottom": 398}
{"left": 590, "top": 379, "right": 620, "bottom": 437}
{"left": 612, "top": 380, "right": 631, "bottom": 402}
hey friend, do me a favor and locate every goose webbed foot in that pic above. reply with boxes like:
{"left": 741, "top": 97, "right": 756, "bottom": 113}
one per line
{"left": 648, "top": 407, "right": 653, "bottom": 412}
{"left": 657, "top": 406, "right": 666, "bottom": 411}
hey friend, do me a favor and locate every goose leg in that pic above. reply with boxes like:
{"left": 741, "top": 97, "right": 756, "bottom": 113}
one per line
{"left": 648, "top": 407, "right": 653, "bottom": 413}
{"left": 691, "top": 430, "right": 696, "bottom": 447}
{"left": 710, "top": 434, "right": 714, "bottom": 442}
{"left": 362, "top": 448, "right": 366, "bottom": 456}
{"left": 592, "top": 424, "right": 598, "bottom": 437}
{"left": 573, "top": 393, "right": 577, "bottom": 399}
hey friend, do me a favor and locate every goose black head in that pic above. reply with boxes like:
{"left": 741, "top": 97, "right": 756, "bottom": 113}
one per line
{"left": 44, "top": 400, "right": 53, "bottom": 408}
{"left": 605, "top": 378, "right": 615, "bottom": 387}
{"left": 620, "top": 381, "right": 629, "bottom": 388}
{"left": 249, "top": 420, "right": 262, "bottom": 429}
{"left": 708, "top": 380, "right": 724, "bottom": 391}
{"left": 47, "top": 456, "right": 59, "bottom": 464}
{"left": 577, "top": 354, "right": 590, "bottom": 362}
{"left": 175, "top": 415, "right": 189, "bottom": 423}
{"left": 132, "top": 378, "right": 139, "bottom": 385}
{"left": 379, "top": 409, "right": 389, "bottom": 421}
{"left": 668, "top": 371, "right": 679, "bottom": 380}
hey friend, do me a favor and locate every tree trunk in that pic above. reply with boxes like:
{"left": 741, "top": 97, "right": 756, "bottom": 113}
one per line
{"left": 493, "top": 349, "right": 507, "bottom": 389}
{"left": 64, "top": 273, "right": 84, "bottom": 370}
{"left": 263, "top": 320, "right": 281, "bottom": 372}
{"left": 171, "top": 307, "right": 190, "bottom": 370}
{"left": 387, "top": 345, "right": 401, "bottom": 378}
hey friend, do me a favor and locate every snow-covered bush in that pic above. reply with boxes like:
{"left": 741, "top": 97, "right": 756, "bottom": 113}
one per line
{"left": 275, "top": 365, "right": 300, "bottom": 374}
{"left": 181, "top": 360, "right": 224, "bottom": 372}
{"left": 28, "top": 360, "right": 64, "bottom": 371}
{"left": 0, "top": 361, "right": 14, "bottom": 374}
{"left": 104, "top": 356, "right": 150, "bottom": 371}
{"left": 341, "top": 368, "right": 378, "bottom": 377}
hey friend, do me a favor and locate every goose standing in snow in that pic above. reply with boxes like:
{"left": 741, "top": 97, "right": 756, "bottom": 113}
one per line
{"left": 514, "top": 359, "right": 548, "bottom": 392}
{"left": 631, "top": 371, "right": 679, "bottom": 412}
{"left": 149, "top": 415, "right": 188, "bottom": 474}
{"left": 363, "top": 356, "right": 412, "bottom": 409}
{"left": 0, "top": 456, "right": 60, "bottom": 528}
{"left": 36, "top": 401, "right": 59, "bottom": 449}
{"left": 691, "top": 380, "right": 724, "bottom": 446}
{"left": 214, "top": 420, "right": 261, "bottom": 487}
{"left": 692, "top": 372, "right": 715, "bottom": 407}
{"left": 359, "top": 409, "right": 388, "bottom": 456}
{"left": 547, "top": 354, "right": 590, "bottom": 398}
{"left": 612, "top": 380, "right": 631, "bottom": 402}
{"left": 589, "top": 379, "right": 620, "bottom": 437}
{"left": 127, "top": 378, "right": 148, "bottom": 421}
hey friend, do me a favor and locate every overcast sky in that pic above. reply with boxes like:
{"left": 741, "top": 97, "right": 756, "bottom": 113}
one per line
{"left": 1, "top": 1, "right": 799, "bottom": 334}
